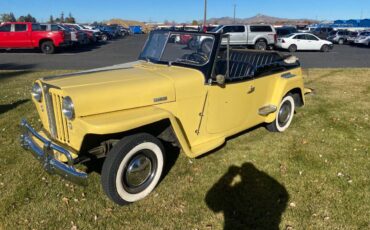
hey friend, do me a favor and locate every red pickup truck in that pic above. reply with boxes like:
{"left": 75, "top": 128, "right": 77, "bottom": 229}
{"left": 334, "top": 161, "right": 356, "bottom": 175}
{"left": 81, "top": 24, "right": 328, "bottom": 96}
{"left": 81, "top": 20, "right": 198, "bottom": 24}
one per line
{"left": 0, "top": 22, "right": 71, "bottom": 54}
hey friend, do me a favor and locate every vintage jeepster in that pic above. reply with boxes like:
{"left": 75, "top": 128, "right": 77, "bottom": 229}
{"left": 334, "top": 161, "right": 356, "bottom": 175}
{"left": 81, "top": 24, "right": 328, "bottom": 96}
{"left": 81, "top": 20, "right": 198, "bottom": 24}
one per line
{"left": 21, "top": 30, "right": 306, "bottom": 205}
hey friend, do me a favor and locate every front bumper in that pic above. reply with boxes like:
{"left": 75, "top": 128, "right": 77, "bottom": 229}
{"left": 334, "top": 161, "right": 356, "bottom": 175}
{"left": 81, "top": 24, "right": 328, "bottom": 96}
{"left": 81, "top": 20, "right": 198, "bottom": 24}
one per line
{"left": 20, "top": 119, "right": 87, "bottom": 185}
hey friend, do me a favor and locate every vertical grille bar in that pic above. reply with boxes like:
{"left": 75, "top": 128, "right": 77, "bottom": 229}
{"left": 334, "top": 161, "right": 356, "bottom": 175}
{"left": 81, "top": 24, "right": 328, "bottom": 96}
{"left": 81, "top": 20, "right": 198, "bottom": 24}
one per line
{"left": 52, "top": 93, "right": 63, "bottom": 140}
{"left": 48, "top": 89, "right": 70, "bottom": 144}
{"left": 59, "top": 96, "right": 70, "bottom": 143}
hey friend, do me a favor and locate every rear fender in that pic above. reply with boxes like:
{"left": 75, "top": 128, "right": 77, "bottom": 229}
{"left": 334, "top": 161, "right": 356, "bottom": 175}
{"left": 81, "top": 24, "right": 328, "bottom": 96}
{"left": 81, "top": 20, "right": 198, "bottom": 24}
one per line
{"left": 264, "top": 68, "right": 305, "bottom": 123}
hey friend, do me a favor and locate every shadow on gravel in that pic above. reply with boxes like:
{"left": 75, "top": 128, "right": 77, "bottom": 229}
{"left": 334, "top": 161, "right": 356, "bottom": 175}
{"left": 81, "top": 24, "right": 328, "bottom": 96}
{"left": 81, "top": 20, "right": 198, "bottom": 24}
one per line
{"left": 206, "top": 163, "right": 289, "bottom": 230}
{"left": 0, "top": 99, "right": 29, "bottom": 115}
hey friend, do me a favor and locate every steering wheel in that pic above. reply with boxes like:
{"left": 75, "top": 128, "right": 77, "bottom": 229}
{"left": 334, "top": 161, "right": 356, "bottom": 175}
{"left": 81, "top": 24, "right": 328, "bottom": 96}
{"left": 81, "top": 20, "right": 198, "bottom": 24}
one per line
{"left": 182, "top": 52, "right": 208, "bottom": 64}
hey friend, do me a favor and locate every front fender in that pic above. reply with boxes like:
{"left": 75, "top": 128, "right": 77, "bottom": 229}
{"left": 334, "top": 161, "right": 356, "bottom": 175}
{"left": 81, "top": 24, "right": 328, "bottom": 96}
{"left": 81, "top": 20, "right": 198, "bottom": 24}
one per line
{"left": 77, "top": 106, "right": 193, "bottom": 156}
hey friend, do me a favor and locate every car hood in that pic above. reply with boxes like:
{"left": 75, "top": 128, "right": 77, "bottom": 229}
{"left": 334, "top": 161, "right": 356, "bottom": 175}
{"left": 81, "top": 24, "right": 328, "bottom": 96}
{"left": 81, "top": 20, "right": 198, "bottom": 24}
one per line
{"left": 41, "top": 62, "right": 178, "bottom": 117}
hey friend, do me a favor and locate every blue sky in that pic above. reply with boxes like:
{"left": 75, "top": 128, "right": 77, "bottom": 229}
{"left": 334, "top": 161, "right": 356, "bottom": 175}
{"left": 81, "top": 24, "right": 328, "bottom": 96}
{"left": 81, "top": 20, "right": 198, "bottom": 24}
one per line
{"left": 0, "top": 0, "right": 369, "bottom": 23}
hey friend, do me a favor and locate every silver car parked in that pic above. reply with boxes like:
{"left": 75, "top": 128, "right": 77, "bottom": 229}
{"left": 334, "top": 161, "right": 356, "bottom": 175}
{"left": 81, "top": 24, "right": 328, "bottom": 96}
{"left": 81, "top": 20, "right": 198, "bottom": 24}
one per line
{"left": 211, "top": 24, "right": 277, "bottom": 50}
{"left": 354, "top": 31, "right": 370, "bottom": 46}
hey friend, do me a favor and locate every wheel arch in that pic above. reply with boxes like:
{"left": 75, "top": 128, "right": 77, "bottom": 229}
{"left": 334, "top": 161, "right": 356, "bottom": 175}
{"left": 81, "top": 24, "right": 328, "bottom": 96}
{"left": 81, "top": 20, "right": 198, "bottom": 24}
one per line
{"left": 38, "top": 38, "right": 54, "bottom": 47}
{"left": 285, "top": 87, "right": 304, "bottom": 108}
{"left": 255, "top": 37, "right": 268, "bottom": 45}
{"left": 78, "top": 108, "right": 192, "bottom": 158}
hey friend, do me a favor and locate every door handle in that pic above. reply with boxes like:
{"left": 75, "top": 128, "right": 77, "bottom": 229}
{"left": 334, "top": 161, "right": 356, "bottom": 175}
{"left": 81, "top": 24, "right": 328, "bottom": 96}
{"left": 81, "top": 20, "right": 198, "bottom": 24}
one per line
{"left": 248, "top": 86, "right": 255, "bottom": 94}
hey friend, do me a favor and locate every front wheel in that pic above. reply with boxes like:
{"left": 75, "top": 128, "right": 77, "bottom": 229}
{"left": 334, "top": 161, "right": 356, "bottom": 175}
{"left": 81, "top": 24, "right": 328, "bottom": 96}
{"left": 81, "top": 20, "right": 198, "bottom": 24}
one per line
{"left": 266, "top": 95, "right": 295, "bottom": 132}
{"left": 321, "top": 44, "right": 330, "bottom": 52}
{"left": 101, "top": 133, "right": 165, "bottom": 205}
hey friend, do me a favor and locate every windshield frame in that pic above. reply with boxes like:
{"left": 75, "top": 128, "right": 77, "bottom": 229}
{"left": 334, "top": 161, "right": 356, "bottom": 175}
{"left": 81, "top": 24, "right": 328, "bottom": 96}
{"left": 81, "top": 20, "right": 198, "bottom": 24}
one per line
{"left": 139, "top": 31, "right": 216, "bottom": 66}
{"left": 138, "top": 30, "right": 221, "bottom": 81}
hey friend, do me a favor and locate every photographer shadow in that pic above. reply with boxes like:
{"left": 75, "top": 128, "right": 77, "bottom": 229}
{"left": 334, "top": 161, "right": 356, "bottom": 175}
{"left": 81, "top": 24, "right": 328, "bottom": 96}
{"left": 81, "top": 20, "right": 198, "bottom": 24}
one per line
{"left": 205, "top": 163, "right": 289, "bottom": 230}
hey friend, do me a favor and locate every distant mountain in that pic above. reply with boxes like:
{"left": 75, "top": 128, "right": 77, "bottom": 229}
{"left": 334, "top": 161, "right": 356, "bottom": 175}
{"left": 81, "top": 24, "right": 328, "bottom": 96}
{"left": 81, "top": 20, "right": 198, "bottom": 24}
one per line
{"left": 206, "top": 14, "right": 317, "bottom": 25}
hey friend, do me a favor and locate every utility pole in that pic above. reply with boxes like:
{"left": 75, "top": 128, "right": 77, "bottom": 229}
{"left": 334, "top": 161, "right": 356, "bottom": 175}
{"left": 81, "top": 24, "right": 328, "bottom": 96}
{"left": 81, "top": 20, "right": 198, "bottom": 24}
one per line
{"left": 233, "top": 4, "right": 236, "bottom": 24}
{"left": 203, "top": 0, "right": 207, "bottom": 30}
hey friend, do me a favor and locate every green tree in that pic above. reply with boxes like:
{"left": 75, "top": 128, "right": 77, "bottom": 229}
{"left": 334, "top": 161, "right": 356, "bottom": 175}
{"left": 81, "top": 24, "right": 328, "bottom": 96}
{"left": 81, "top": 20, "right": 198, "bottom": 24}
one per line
{"left": 49, "top": 15, "right": 54, "bottom": 23}
{"left": 65, "top": 12, "right": 76, "bottom": 23}
{"left": 60, "top": 12, "right": 64, "bottom": 23}
{"left": 22, "top": 14, "right": 37, "bottom": 23}
{"left": 191, "top": 20, "right": 198, "bottom": 25}
{"left": 1, "top": 12, "right": 16, "bottom": 22}
{"left": 18, "top": 16, "right": 26, "bottom": 22}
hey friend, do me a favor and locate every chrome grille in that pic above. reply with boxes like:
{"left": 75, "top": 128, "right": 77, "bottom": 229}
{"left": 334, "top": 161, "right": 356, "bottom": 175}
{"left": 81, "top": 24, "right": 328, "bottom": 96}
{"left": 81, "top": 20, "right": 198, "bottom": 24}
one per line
{"left": 49, "top": 89, "right": 70, "bottom": 143}
{"left": 42, "top": 84, "right": 70, "bottom": 144}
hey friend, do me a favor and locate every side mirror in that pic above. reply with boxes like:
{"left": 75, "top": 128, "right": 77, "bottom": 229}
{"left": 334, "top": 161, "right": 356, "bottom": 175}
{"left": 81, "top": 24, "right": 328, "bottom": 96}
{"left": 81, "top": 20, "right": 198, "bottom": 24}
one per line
{"left": 215, "top": 74, "right": 225, "bottom": 85}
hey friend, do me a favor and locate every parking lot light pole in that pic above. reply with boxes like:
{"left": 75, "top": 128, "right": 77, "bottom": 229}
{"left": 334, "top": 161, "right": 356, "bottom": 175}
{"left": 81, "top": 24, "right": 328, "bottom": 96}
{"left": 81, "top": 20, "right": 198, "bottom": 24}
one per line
{"left": 203, "top": 0, "right": 207, "bottom": 31}
{"left": 233, "top": 4, "right": 236, "bottom": 23}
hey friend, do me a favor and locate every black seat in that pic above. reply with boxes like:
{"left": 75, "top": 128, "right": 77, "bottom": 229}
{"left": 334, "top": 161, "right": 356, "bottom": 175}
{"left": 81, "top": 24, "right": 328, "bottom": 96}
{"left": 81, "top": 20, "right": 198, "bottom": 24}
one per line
{"left": 214, "top": 50, "right": 282, "bottom": 81}
{"left": 215, "top": 60, "right": 255, "bottom": 81}
{"left": 229, "top": 51, "right": 281, "bottom": 68}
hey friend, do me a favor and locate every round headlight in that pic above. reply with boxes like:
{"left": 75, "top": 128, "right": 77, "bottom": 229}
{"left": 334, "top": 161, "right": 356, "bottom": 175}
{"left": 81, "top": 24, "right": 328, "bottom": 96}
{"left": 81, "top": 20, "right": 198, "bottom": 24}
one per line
{"left": 31, "top": 83, "right": 42, "bottom": 102}
{"left": 62, "top": 96, "right": 75, "bottom": 120}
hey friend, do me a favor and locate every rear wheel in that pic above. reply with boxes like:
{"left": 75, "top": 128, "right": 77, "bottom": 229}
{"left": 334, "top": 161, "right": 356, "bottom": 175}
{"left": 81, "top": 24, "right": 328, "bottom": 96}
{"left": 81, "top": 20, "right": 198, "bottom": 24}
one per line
{"left": 288, "top": 44, "right": 297, "bottom": 52}
{"left": 266, "top": 95, "right": 295, "bottom": 132}
{"left": 254, "top": 39, "right": 267, "bottom": 50}
{"left": 101, "top": 34, "right": 108, "bottom": 41}
{"left": 101, "top": 133, "right": 165, "bottom": 205}
{"left": 40, "top": 41, "right": 55, "bottom": 54}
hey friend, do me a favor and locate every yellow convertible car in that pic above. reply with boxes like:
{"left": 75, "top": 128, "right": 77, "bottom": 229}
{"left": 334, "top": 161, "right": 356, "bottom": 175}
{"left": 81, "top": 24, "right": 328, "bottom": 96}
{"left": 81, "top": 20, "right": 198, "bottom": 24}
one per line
{"left": 21, "top": 30, "right": 306, "bottom": 205}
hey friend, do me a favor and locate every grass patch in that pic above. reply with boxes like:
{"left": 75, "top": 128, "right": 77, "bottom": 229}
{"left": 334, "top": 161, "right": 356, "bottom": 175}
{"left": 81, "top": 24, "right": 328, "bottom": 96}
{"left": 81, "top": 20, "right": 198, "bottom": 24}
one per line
{"left": 0, "top": 69, "right": 369, "bottom": 229}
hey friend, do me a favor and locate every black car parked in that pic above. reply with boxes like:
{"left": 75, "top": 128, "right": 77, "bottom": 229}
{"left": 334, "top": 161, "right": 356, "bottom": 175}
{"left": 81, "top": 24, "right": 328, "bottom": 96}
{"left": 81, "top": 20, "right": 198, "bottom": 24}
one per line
{"left": 275, "top": 27, "right": 298, "bottom": 37}
{"left": 313, "top": 27, "right": 334, "bottom": 39}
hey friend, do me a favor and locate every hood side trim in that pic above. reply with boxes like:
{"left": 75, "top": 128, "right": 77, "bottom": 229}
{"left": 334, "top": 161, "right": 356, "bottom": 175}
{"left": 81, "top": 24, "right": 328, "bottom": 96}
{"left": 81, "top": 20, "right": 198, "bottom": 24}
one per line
{"left": 42, "top": 61, "right": 141, "bottom": 81}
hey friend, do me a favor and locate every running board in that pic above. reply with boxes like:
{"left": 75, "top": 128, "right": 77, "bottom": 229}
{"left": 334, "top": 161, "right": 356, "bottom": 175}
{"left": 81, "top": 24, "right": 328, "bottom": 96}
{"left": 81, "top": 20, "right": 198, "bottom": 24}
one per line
{"left": 258, "top": 105, "right": 277, "bottom": 116}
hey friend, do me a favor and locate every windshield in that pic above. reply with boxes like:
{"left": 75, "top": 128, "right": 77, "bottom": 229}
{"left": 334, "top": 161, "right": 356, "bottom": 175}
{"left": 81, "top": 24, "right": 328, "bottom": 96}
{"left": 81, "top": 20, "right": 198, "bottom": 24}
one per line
{"left": 139, "top": 31, "right": 215, "bottom": 66}
{"left": 283, "top": 33, "right": 295, "bottom": 38}
{"left": 210, "top": 25, "right": 223, "bottom": 32}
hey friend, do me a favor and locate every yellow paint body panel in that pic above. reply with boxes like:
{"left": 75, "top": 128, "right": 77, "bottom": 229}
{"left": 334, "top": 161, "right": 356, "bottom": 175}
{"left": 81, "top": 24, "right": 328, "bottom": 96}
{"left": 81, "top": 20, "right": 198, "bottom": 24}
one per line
{"left": 33, "top": 61, "right": 305, "bottom": 158}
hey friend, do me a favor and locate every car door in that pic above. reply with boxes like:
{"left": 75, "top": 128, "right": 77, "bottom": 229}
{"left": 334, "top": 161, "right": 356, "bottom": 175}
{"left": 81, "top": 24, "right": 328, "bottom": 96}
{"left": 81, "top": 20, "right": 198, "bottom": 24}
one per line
{"left": 221, "top": 26, "right": 234, "bottom": 44}
{"left": 0, "top": 23, "right": 12, "bottom": 47}
{"left": 13, "top": 24, "right": 32, "bottom": 47}
{"left": 231, "top": 26, "right": 247, "bottom": 45}
{"left": 206, "top": 59, "right": 257, "bottom": 134}
{"left": 292, "top": 34, "right": 306, "bottom": 50}
{"left": 305, "top": 34, "right": 321, "bottom": 50}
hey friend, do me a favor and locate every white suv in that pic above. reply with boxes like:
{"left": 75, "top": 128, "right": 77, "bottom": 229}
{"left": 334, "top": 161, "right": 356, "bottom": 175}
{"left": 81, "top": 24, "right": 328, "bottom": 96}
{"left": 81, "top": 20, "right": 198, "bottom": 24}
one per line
{"left": 211, "top": 24, "right": 277, "bottom": 50}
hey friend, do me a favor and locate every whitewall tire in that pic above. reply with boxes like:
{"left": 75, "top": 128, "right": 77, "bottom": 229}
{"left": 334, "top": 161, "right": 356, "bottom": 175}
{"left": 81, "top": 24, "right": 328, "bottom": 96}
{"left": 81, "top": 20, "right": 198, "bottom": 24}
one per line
{"left": 101, "top": 133, "right": 165, "bottom": 205}
{"left": 266, "top": 95, "right": 295, "bottom": 132}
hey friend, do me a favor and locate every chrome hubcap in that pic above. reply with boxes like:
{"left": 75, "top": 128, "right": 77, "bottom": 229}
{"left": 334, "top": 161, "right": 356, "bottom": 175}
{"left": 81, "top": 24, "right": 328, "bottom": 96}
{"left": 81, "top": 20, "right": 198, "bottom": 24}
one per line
{"left": 278, "top": 101, "right": 292, "bottom": 127}
{"left": 125, "top": 153, "right": 152, "bottom": 187}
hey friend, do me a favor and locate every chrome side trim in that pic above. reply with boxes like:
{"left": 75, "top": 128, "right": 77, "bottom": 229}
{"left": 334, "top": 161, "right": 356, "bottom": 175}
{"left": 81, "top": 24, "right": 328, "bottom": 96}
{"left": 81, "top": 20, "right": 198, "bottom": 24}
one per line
{"left": 20, "top": 119, "right": 87, "bottom": 185}
{"left": 281, "top": 72, "right": 296, "bottom": 79}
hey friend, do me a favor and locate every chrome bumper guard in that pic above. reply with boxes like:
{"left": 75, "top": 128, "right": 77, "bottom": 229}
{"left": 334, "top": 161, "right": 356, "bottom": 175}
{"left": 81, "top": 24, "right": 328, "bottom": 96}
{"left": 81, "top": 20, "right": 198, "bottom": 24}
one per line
{"left": 20, "top": 119, "right": 87, "bottom": 185}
